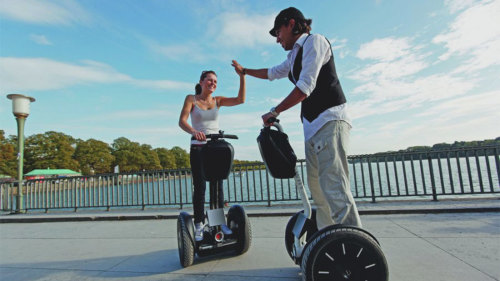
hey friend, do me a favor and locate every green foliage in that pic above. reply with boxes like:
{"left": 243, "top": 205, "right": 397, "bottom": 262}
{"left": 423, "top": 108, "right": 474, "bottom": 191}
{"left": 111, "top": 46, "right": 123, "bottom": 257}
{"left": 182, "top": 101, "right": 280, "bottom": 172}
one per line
{"left": 1, "top": 129, "right": 192, "bottom": 176}
{"left": 74, "top": 139, "right": 115, "bottom": 175}
{"left": 112, "top": 137, "right": 146, "bottom": 172}
{"left": 24, "top": 131, "right": 80, "bottom": 172}
{"left": 0, "top": 130, "right": 17, "bottom": 177}
{"left": 140, "top": 144, "right": 162, "bottom": 171}
{"left": 154, "top": 148, "right": 177, "bottom": 169}
{"left": 170, "top": 146, "right": 190, "bottom": 168}
{"left": 405, "top": 138, "right": 500, "bottom": 153}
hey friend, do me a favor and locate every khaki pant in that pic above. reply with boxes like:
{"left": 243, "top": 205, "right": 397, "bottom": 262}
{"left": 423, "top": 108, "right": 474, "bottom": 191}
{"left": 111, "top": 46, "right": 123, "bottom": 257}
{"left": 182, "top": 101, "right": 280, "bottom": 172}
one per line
{"left": 305, "top": 120, "right": 362, "bottom": 229}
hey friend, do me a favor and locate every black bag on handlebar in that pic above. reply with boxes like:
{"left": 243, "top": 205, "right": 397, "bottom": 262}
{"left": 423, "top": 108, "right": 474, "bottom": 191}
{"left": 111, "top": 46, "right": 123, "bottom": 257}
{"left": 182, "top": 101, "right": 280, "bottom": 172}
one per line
{"left": 201, "top": 139, "right": 234, "bottom": 181}
{"left": 257, "top": 126, "right": 297, "bottom": 179}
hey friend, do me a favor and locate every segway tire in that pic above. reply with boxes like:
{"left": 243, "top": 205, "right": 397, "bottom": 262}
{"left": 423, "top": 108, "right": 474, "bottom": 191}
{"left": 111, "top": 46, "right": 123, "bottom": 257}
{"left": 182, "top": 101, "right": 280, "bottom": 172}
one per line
{"left": 227, "top": 204, "right": 252, "bottom": 255}
{"left": 177, "top": 212, "right": 195, "bottom": 267}
{"left": 301, "top": 225, "right": 388, "bottom": 281}
{"left": 285, "top": 209, "right": 318, "bottom": 263}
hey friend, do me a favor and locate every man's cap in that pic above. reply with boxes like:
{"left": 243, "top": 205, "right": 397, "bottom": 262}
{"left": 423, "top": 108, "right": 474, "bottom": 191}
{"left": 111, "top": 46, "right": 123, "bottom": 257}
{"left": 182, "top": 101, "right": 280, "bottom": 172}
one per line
{"left": 269, "top": 7, "right": 306, "bottom": 37}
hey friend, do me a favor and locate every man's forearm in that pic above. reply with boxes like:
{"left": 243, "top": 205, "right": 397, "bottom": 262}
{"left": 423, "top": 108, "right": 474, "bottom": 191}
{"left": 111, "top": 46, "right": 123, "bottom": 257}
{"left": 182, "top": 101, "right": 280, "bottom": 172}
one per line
{"left": 244, "top": 68, "right": 269, "bottom": 79}
{"left": 275, "top": 87, "right": 307, "bottom": 114}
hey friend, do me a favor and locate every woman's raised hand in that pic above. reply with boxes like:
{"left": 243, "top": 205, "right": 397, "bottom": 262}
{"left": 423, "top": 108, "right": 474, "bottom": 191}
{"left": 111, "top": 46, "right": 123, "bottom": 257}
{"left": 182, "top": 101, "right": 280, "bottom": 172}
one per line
{"left": 231, "top": 60, "right": 245, "bottom": 76}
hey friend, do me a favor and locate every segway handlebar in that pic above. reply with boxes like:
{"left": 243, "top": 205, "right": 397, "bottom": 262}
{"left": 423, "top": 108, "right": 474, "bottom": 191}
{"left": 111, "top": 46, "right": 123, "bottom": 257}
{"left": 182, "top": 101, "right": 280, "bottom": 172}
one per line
{"left": 265, "top": 117, "right": 284, "bottom": 132}
{"left": 191, "top": 130, "right": 238, "bottom": 141}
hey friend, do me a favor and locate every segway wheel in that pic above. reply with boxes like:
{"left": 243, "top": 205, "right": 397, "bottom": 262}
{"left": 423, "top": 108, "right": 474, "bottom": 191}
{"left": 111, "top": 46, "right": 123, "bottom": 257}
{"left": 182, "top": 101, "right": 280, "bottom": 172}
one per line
{"left": 177, "top": 212, "right": 195, "bottom": 267}
{"left": 285, "top": 209, "right": 318, "bottom": 263}
{"left": 227, "top": 204, "right": 252, "bottom": 255}
{"left": 301, "top": 225, "right": 388, "bottom": 281}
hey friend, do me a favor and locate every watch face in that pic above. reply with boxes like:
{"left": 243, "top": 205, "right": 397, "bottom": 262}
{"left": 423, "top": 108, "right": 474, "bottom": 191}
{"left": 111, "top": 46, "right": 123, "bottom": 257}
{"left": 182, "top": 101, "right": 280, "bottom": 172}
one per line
{"left": 309, "top": 238, "right": 387, "bottom": 281}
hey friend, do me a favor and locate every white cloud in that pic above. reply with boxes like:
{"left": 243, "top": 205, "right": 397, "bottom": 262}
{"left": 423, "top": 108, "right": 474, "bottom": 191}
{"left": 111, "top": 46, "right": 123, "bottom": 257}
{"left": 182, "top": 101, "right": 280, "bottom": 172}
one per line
{"left": 433, "top": 0, "right": 500, "bottom": 71}
{"left": 356, "top": 37, "right": 413, "bottom": 62}
{"left": 444, "top": 0, "right": 480, "bottom": 13}
{"left": 350, "top": 74, "right": 476, "bottom": 119}
{"left": 83, "top": 108, "right": 177, "bottom": 122}
{"left": 145, "top": 11, "right": 276, "bottom": 62}
{"left": 29, "top": 34, "right": 52, "bottom": 45}
{"left": 0, "top": 57, "right": 192, "bottom": 92}
{"left": 208, "top": 12, "right": 276, "bottom": 47}
{"left": 148, "top": 41, "right": 208, "bottom": 63}
{"left": 330, "top": 37, "right": 349, "bottom": 59}
{"left": 0, "top": 0, "right": 91, "bottom": 25}
{"left": 350, "top": 91, "right": 500, "bottom": 154}
{"left": 351, "top": 37, "right": 429, "bottom": 83}
{"left": 416, "top": 90, "right": 500, "bottom": 120}
{"left": 350, "top": 53, "right": 428, "bottom": 82}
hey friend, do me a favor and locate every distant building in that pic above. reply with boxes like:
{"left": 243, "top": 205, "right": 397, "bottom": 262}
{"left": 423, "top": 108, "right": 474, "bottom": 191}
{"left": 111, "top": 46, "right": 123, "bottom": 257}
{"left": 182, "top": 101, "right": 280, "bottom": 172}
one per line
{"left": 25, "top": 169, "right": 81, "bottom": 180}
{"left": 0, "top": 174, "right": 14, "bottom": 183}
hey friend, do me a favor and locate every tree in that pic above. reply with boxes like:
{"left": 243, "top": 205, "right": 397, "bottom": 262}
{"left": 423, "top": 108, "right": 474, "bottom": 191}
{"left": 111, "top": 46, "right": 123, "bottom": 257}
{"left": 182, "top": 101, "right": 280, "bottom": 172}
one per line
{"left": 170, "top": 146, "right": 190, "bottom": 168}
{"left": 140, "top": 144, "right": 161, "bottom": 171}
{"left": 24, "top": 131, "right": 79, "bottom": 172}
{"left": 155, "top": 147, "right": 177, "bottom": 169}
{"left": 111, "top": 137, "right": 145, "bottom": 172}
{"left": 0, "top": 130, "right": 17, "bottom": 177}
{"left": 74, "top": 139, "right": 115, "bottom": 175}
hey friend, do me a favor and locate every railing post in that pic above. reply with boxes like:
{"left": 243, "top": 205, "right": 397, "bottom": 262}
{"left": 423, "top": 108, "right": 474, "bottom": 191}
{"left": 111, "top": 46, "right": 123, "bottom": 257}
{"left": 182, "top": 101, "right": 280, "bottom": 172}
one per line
{"left": 266, "top": 169, "right": 271, "bottom": 207}
{"left": 1, "top": 184, "right": 4, "bottom": 211}
{"left": 179, "top": 170, "right": 183, "bottom": 209}
{"left": 368, "top": 157, "right": 376, "bottom": 203}
{"left": 428, "top": 155, "right": 438, "bottom": 201}
{"left": 495, "top": 146, "right": 500, "bottom": 187}
{"left": 141, "top": 173, "right": 145, "bottom": 210}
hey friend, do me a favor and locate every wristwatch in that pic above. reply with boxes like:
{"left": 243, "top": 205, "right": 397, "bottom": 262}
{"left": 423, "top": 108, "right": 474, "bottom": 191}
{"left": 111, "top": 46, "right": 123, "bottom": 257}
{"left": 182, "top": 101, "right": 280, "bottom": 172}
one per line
{"left": 270, "top": 106, "right": 279, "bottom": 117}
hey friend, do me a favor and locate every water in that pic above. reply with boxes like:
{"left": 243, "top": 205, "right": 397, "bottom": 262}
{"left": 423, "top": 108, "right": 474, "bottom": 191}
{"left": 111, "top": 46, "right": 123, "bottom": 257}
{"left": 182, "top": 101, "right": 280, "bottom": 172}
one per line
{"left": 9, "top": 156, "right": 500, "bottom": 211}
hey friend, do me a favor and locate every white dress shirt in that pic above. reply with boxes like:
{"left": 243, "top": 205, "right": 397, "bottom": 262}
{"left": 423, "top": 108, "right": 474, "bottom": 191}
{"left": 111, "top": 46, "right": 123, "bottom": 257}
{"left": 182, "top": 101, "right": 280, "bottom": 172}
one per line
{"left": 267, "top": 33, "right": 352, "bottom": 141}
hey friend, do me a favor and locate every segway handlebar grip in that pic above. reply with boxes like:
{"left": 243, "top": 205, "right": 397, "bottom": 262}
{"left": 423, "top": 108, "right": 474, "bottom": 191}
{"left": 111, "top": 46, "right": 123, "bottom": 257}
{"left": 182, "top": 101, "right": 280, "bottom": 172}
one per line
{"left": 265, "top": 117, "right": 283, "bottom": 133}
{"left": 191, "top": 131, "right": 238, "bottom": 140}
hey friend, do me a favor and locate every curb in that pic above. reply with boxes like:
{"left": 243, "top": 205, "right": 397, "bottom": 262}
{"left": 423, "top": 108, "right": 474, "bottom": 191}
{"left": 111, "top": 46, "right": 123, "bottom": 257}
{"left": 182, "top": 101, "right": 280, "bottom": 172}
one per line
{"left": 1, "top": 207, "right": 499, "bottom": 223}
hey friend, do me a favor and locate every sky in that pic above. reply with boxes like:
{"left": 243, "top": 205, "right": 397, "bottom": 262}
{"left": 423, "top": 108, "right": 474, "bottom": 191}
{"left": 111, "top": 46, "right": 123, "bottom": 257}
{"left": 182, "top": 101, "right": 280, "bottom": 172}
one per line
{"left": 1, "top": 0, "right": 499, "bottom": 161}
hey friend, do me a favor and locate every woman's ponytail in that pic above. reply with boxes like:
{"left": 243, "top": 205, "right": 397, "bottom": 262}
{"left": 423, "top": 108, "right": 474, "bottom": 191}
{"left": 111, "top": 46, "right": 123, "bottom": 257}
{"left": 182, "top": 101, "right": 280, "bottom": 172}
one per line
{"left": 195, "top": 83, "right": 202, "bottom": 95}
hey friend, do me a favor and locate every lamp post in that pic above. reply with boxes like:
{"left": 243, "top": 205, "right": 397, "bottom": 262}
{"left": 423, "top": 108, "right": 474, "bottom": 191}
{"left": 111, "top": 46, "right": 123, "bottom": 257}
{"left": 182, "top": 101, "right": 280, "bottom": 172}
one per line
{"left": 7, "top": 94, "right": 35, "bottom": 213}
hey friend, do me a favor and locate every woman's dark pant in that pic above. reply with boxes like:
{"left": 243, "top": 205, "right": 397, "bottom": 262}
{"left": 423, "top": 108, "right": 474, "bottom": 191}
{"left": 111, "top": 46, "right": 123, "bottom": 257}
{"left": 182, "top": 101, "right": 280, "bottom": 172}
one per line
{"left": 190, "top": 145, "right": 224, "bottom": 224}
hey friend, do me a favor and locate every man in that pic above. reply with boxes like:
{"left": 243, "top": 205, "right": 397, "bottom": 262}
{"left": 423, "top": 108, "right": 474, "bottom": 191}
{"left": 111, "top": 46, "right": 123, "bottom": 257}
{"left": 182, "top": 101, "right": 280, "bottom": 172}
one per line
{"left": 233, "top": 7, "right": 361, "bottom": 229}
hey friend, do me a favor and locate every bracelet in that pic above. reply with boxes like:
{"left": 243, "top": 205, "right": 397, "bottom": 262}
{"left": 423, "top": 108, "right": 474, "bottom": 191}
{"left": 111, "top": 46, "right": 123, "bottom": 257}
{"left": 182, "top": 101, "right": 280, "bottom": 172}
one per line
{"left": 242, "top": 68, "right": 247, "bottom": 75}
{"left": 270, "top": 106, "right": 279, "bottom": 117}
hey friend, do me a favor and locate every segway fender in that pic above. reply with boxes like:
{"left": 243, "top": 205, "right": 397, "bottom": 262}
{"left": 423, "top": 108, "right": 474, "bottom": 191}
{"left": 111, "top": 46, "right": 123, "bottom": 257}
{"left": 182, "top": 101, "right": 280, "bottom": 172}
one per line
{"left": 179, "top": 212, "right": 195, "bottom": 244}
{"left": 292, "top": 212, "right": 308, "bottom": 238}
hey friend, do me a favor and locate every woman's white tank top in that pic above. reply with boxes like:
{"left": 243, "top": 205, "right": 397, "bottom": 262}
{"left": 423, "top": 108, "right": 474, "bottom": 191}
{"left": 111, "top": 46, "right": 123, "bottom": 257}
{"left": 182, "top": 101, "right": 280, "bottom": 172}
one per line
{"left": 190, "top": 95, "right": 219, "bottom": 145}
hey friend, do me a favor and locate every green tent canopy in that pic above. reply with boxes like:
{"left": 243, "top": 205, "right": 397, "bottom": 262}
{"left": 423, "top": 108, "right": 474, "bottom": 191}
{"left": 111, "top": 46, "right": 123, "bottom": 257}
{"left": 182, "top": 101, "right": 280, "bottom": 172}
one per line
{"left": 25, "top": 169, "right": 81, "bottom": 177}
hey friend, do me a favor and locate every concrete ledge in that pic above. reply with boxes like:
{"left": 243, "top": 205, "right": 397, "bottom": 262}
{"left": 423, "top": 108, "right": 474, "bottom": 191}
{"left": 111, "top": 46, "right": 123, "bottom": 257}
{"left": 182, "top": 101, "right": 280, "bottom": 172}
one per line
{"left": 1, "top": 206, "right": 499, "bottom": 223}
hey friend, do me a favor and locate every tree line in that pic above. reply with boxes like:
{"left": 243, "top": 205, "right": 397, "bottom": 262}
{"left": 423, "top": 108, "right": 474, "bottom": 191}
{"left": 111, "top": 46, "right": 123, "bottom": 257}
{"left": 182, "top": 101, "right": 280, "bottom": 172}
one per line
{"left": 0, "top": 130, "right": 190, "bottom": 177}
{"left": 2, "top": 129, "right": 497, "bottom": 178}
{"left": 353, "top": 137, "right": 500, "bottom": 162}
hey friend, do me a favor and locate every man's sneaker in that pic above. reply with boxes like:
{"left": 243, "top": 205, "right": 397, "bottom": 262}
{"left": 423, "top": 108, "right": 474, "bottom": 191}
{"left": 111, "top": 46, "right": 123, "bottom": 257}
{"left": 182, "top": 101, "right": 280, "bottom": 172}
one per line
{"left": 221, "top": 224, "right": 233, "bottom": 235}
{"left": 195, "top": 223, "right": 204, "bottom": 241}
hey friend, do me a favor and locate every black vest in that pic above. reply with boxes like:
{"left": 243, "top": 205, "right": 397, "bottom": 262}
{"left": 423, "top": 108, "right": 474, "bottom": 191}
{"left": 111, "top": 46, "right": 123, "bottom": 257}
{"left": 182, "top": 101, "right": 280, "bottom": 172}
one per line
{"left": 289, "top": 35, "right": 346, "bottom": 123}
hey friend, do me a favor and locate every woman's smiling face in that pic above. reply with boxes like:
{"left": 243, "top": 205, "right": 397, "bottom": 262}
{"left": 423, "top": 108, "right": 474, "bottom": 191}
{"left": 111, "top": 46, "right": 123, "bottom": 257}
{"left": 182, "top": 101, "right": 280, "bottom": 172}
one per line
{"left": 200, "top": 73, "right": 217, "bottom": 94}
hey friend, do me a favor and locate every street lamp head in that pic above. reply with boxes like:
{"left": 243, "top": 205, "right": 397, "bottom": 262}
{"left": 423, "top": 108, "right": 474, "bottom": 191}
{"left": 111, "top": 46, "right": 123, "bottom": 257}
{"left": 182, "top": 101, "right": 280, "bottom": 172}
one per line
{"left": 6, "top": 94, "right": 36, "bottom": 118}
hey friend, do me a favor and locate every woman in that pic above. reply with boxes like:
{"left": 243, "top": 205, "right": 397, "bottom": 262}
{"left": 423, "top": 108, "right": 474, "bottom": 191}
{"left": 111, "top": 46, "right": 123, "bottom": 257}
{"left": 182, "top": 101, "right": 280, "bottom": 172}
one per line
{"left": 179, "top": 61, "right": 246, "bottom": 241}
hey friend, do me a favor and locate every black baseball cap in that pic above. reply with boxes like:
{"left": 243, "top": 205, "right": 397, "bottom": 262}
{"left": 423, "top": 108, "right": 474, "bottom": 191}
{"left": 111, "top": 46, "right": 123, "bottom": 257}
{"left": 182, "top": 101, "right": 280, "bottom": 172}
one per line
{"left": 269, "top": 7, "right": 306, "bottom": 37}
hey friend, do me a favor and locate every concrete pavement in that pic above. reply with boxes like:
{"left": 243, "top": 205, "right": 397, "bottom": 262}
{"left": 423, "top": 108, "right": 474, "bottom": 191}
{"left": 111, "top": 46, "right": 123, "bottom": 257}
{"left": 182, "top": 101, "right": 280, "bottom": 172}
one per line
{"left": 0, "top": 198, "right": 499, "bottom": 281}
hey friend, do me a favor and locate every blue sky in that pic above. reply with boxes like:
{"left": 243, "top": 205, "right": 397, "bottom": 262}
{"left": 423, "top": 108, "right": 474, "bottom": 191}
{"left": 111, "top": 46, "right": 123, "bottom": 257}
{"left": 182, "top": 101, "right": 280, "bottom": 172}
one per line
{"left": 1, "top": 0, "right": 499, "bottom": 161}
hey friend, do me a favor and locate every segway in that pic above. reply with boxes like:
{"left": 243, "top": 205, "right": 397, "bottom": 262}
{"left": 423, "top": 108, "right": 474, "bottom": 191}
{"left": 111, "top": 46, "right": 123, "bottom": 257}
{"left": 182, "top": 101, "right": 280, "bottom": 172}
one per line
{"left": 257, "top": 119, "right": 388, "bottom": 281}
{"left": 177, "top": 131, "right": 252, "bottom": 267}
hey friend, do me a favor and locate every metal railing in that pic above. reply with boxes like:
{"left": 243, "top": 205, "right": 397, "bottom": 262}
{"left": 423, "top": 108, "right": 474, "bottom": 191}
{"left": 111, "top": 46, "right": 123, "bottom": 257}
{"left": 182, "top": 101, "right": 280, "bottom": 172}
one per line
{"left": 1, "top": 145, "right": 498, "bottom": 213}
